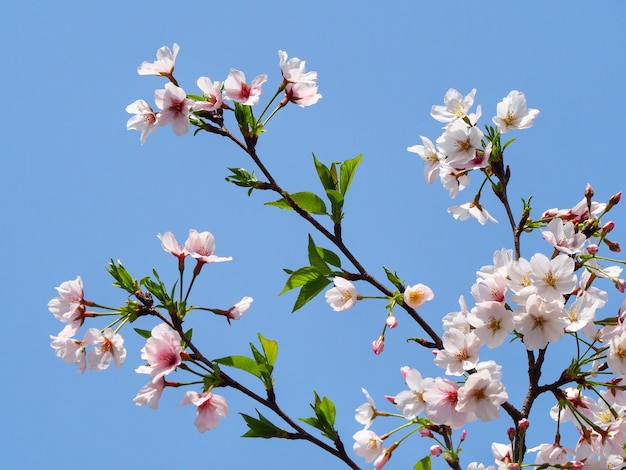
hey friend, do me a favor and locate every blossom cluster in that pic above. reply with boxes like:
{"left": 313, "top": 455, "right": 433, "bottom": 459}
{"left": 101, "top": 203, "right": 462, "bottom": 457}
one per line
{"left": 408, "top": 88, "right": 540, "bottom": 224}
{"left": 350, "top": 190, "right": 626, "bottom": 467}
{"left": 48, "top": 229, "right": 252, "bottom": 433}
{"left": 126, "top": 44, "right": 321, "bottom": 144}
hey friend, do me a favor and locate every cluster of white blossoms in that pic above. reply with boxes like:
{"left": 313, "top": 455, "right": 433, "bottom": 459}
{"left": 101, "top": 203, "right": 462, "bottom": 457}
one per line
{"left": 408, "top": 88, "right": 540, "bottom": 225}
{"left": 351, "top": 198, "right": 626, "bottom": 468}
{"left": 126, "top": 44, "right": 321, "bottom": 144}
{"left": 49, "top": 229, "right": 252, "bottom": 433}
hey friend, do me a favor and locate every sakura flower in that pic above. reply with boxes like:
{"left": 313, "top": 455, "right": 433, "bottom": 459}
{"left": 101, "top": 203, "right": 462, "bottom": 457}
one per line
{"left": 436, "top": 120, "right": 484, "bottom": 166}
{"left": 467, "top": 301, "right": 513, "bottom": 348}
{"left": 542, "top": 218, "right": 587, "bottom": 255}
{"left": 430, "top": 88, "right": 477, "bottom": 125}
{"left": 393, "top": 367, "right": 432, "bottom": 419}
{"left": 607, "top": 330, "right": 626, "bottom": 376}
{"left": 283, "top": 81, "right": 322, "bottom": 107}
{"left": 278, "top": 50, "right": 318, "bottom": 84}
{"left": 180, "top": 390, "right": 228, "bottom": 433}
{"left": 448, "top": 202, "right": 498, "bottom": 225}
{"left": 471, "top": 273, "right": 508, "bottom": 304}
{"left": 373, "top": 448, "right": 393, "bottom": 470}
{"left": 184, "top": 229, "right": 232, "bottom": 270}
{"left": 157, "top": 231, "right": 187, "bottom": 261}
{"left": 439, "top": 164, "right": 470, "bottom": 198}
{"left": 527, "top": 442, "right": 573, "bottom": 466}
{"left": 325, "top": 277, "right": 358, "bottom": 311}
{"left": 491, "top": 443, "right": 514, "bottom": 470}
{"left": 83, "top": 328, "right": 126, "bottom": 371}
{"left": 226, "top": 296, "right": 253, "bottom": 321}
{"left": 48, "top": 276, "right": 85, "bottom": 324}
{"left": 135, "top": 323, "right": 183, "bottom": 382}
{"left": 353, "top": 429, "right": 384, "bottom": 463}
{"left": 513, "top": 294, "right": 567, "bottom": 350}
{"left": 126, "top": 99, "right": 157, "bottom": 144}
{"left": 137, "top": 43, "right": 180, "bottom": 77}
{"left": 529, "top": 253, "right": 577, "bottom": 302}
{"left": 222, "top": 68, "right": 268, "bottom": 106}
{"left": 50, "top": 325, "right": 86, "bottom": 374}
{"left": 456, "top": 370, "right": 508, "bottom": 422}
{"left": 403, "top": 283, "right": 434, "bottom": 309}
{"left": 355, "top": 388, "right": 377, "bottom": 429}
{"left": 477, "top": 248, "right": 513, "bottom": 280}
{"left": 441, "top": 296, "right": 472, "bottom": 333}
{"left": 549, "top": 387, "right": 600, "bottom": 423}
{"left": 407, "top": 136, "right": 444, "bottom": 184}
{"left": 154, "top": 83, "right": 194, "bottom": 136}
{"left": 433, "top": 328, "right": 481, "bottom": 375}
{"left": 467, "top": 463, "right": 496, "bottom": 470}
{"left": 193, "top": 76, "right": 223, "bottom": 112}
{"left": 562, "top": 294, "right": 598, "bottom": 333}
{"left": 492, "top": 90, "right": 540, "bottom": 133}
{"left": 134, "top": 377, "right": 166, "bottom": 410}
{"left": 423, "top": 377, "right": 471, "bottom": 428}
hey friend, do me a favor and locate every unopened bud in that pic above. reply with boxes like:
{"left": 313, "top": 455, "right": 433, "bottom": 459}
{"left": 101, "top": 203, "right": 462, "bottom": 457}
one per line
{"left": 585, "top": 183, "right": 594, "bottom": 199}
{"left": 607, "top": 191, "right": 622, "bottom": 211}
{"left": 601, "top": 221, "right": 615, "bottom": 234}
{"left": 586, "top": 244, "right": 599, "bottom": 254}
{"left": 420, "top": 429, "right": 433, "bottom": 438}
{"left": 372, "top": 337, "right": 384, "bottom": 355}
{"left": 605, "top": 239, "right": 621, "bottom": 252}
{"left": 384, "top": 395, "right": 396, "bottom": 404}
{"left": 460, "top": 429, "right": 467, "bottom": 441}
{"left": 429, "top": 445, "right": 442, "bottom": 456}
{"left": 518, "top": 418, "right": 529, "bottom": 431}
{"left": 507, "top": 427, "right": 515, "bottom": 440}
{"left": 386, "top": 315, "right": 398, "bottom": 328}
{"left": 614, "top": 278, "right": 626, "bottom": 293}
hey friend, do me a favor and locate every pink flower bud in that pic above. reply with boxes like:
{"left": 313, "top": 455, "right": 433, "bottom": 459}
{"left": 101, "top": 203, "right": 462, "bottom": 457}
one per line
{"left": 615, "top": 278, "right": 626, "bottom": 293}
{"left": 430, "top": 445, "right": 442, "bottom": 456}
{"left": 420, "top": 429, "right": 433, "bottom": 438}
{"left": 602, "top": 221, "right": 615, "bottom": 234}
{"left": 508, "top": 464, "right": 519, "bottom": 470}
{"left": 386, "top": 316, "right": 398, "bottom": 328}
{"left": 400, "top": 366, "right": 411, "bottom": 381}
{"left": 372, "top": 337, "right": 384, "bottom": 355}
{"left": 607, "top": 191, "right": 622, "bottom": 210}
{"left": 586, "top": 244, "right": 599, "bottom": 254}
{"left": 507, "top": 427, "right": 515, "bottom": 440}
{"left": 384, "top": 395, "right": 396, "bottom": 404}
{"left": 518, "top": 418, "right": 529, "bottom": 430}
{"left": 460, "top": 429, "right": 467, "bottom": 441}
{"left": 585, "top": 183, "right": 594, "bottom": 199}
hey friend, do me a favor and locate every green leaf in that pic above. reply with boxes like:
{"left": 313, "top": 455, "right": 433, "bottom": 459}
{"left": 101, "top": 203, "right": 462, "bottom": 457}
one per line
{"left": 258, "top": 333, "right": 278, "bottom": 367}
{"left": 241, "top": 411, "right": 289, "bottom": 439}
{"left": 225, "top": 167, "right": 259, "bottom": 191}
{"left": 326, "top": 189, "right": 344, "bottom": 223}
{"left": 307, "top": 235, "right": 331, "bottom": 275}
{"left": 312, "top": 153, "right": 337, "bottom": 191}
{"left": 413, "top": 455, "right": 432, "bottom": 470}
{"left": 383, "top": 266, "right": 404, "bottom": 291}
{"left": 279, "top": 266, "right": 325, "bottom": 295}
{"left": 292, "top": 276, "right": 331, "bottom": 312}
{"left": 107, "top": 259, "right": 138, "bottom": 294}
{"left": 265, "top": 192, "right": 327, "bottom": 215}
{"left": 134, "top": 328, "right": 152, "bottom": 339}
{"left": 300, "top": 392, "right": 338, "bottom": 441}
{"left": 213, "top": 355, "right": 262, "bottom": 378}
{"left": 339, "top": 154, "right": 362, "bottom": 195}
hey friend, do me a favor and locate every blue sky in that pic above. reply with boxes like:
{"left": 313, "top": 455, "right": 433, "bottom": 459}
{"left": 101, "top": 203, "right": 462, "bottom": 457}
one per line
{"left": 2, "top": 1, "right": 626, "bottom": 469}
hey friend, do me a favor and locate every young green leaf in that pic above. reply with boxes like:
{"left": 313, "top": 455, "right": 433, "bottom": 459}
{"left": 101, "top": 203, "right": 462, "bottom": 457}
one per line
{"left": 279, "top": 266, "right": 325, "bottom": 295}
{"left": 312, "top": 153, "right": 337, "bottom": 191}
{"left": 134, "top": 328, "right": 152, "bottom": 339}
{"left": 413, "top": 455, "right": 432, "bottom": 470}
{"left": 307, "top": 235, "right": 331, "bottom": 275}
{"left": 258, "top": 333, "right": 278, "bottom": 367}
{"left": 292, "top": 276, "right": 331, "bottom": 312}
{"left": 265, "top": 192, "right": 327, "bottom": 215}
{"left": 241, "top": 411, "right": 289, "bottom": 439}
{"left": 339, "top": 154, "right": 362, "bottom": 195}
{"left": 213, "top": 355, "right": 262, "bottom": 378}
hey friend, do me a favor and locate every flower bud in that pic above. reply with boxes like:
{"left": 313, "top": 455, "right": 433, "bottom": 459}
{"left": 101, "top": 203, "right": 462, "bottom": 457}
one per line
{"left": 372, "top": 337, "right": 384, "bottom": 355}
{"left": 607, "top": 191, "right": 622, "bottom": 211}
{"left": 429, "top": 445, "right": 442, "bottom": 456}
{"left": 601, "top": 221, "right": 615, "bottom": 234}
{"left": 586, "top": 244, "right": 599, "bottom": 254}
{"left": 460, "top": 429, "right": 467, "bottom": 441}
{"left": 605, "top": 239, "right": 621, "bottom": 252}
{"left": 420, "top": 429, "right": 433, "bottom": 438}
{"left": 507, "top": 427, "right": 515, "bottom": 440}
{"left": 518, "top": 418, "right": 529, "bottom": 431}
{"left": 585, "top": 183, "right": 594, "bottom": 199}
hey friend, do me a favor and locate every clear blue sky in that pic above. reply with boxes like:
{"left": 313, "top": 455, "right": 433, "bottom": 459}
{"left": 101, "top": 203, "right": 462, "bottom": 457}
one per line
{"left": 2, "top": 1, "right": 626, "bottom": 469}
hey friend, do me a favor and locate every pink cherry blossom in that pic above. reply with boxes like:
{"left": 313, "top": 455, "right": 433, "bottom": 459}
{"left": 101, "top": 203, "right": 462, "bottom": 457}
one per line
{"left": 278, "top": 50, "right": 318, "bottom": 84}
{"left": 436, "top": 120, "right": 484, "bottom": 166}
{"left": 126, "top": 99, "right": 157, "bottom": 144}
{"left": 423, "top": 377, "right": 471, "bottom": 429}
{"left": 529, "top": 253, "right": 576, "bottom": 302}
{"left": 135, "top": 323, "right": 183, "bottom": 382}
{"left": 222, "top": 68, "right": 268, "bottom": 106}
{"left": 433, "top": 328, "right": 481, "bottom": 375}
{"left": 194, "top": 76, "right": 224, "bottom": 112}
{"left": 157, "top": 231, "right": 187, "bottom": 262}
{"left": 403, "top": 283, "right": 434, "bottom": 309}
{"left": 283, "top": 81, "right": 322, "bottom": 107}
{"left": 134, "top": 377, "right": 166, "bottom": 410}
{"left": 467, "top": 301, "right": 513, "bottom": 348}
{"left": 542, "top": 218, "right": 587, "bottom": 255}
{"left": 48, "top": 276, "right": 85, "bottom": 324}
{"left": 448, "top": 201, "right": 498, "bottom": 225}
{"left": 456, "top": 370, "right": 508, "bottom": 421}
{"left": 184, "top": 229, "right": 231, "bottom": 264}
{"left": 83, "top": 328, "right": 126, "bottom": 371}
{"left": 50, "top": 325, "right": 86, "bottom": 374}
{"left": 325, "top": 277, "right": 358, "bottom": 311}
{"left": 527, "top": 442, "right": 573, "bottom": 466}
{"left": 154, "top": 83, "right": 194, "bottom": 136}
{"left": 492, "top": 90, "right": 540, "bottom": 133}
{"left": 137, "top": 43, "right": 180, "bottom": 77}
{"left": 513, "top": 294, "right": 567, "bottom": 350}
{"left": 227, "top": 296, "right": 253, "bottom": 321}
{"left": 355, "top": 388, "right": 377, "bottom": 429}
{"left": 180, "top": 390, "right": 228, "bottom": 433}
{"left": 393, "top": 367, "right": 432, "bottom": 419}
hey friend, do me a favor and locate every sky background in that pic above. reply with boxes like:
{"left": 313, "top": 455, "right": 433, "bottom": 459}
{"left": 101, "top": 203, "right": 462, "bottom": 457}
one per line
{"left": 2, "top": 1, "right": 626, "bottom": 469}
